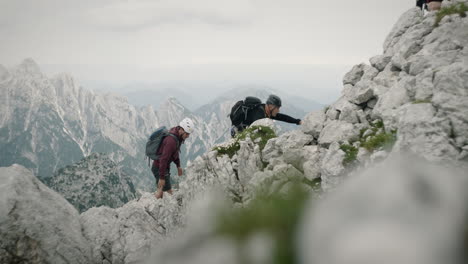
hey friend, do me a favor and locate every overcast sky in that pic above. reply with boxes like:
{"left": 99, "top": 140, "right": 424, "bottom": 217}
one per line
{"left": 0, "top": 0, "right": 414, "bottom": 103}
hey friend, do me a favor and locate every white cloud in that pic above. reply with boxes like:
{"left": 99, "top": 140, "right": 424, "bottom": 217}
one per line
{"left": 88, "top": 0, "right": 254, "bottom": 30}
{"left": 0, "top": 0, "right": 414, "bottom": 101}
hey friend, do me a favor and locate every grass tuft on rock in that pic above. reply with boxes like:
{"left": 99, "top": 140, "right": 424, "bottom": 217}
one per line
{"left": 361, "top": 130, "right": 397, "bottom": 152}
{"left": 213, "top": 125, "right": 276, "bottom": 158}
{"left": 435, "top": 2, "right": 468, "bottom": 27}
{"left": 344, "top": 119, "right": 398, "bottom": 166}
{"left": 340, "top": 144, "right": 358, "bottom": 165}
{"left": 213, "top": 141, "right": 240, "bottom": 158}
{"left": 302, "top": 177, "right": 322, "bottom": 191}
{"left": 357, "top": 120, "right": 397, "bottom": 152}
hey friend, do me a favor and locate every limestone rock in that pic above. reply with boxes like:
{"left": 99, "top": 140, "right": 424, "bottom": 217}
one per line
{"left": 0, "top": 165, "right": 92, "bottom": 263}
{"left": 80, "top": 193, "right": 177, "bottom": 264}
{"left": 301, "top": 110, "right": 326, "bottom": 138}
{"left": 300, "top": 156, "right": 468, "bottom": 264}
{"left": 320, "top": 142, "right": 346, "bottom": 190}
{"left": 343, "top": 63, "right": 366, "bottom": 86}
{"left": 345, "top": 80, "right": 375, "bottom": 105}
{"left": 370, "top": 55, "right": 392, "bottom": 71}
{"left": 393, "top": 104, "right": 459, "bottom": 162}
{"left": 318, "top": 121, "right": 360, "bottom": 147}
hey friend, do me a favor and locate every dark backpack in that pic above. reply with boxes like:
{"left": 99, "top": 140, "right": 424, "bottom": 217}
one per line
{"left": 229, "top": 96, "right": 262, "bottom": 128}
{"left": 145, "top": 126, "right": 179, "bottom": 161}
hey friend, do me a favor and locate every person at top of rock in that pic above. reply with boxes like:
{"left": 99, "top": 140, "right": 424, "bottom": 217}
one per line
{"left": 229, "top": 94, "right": 303, "bottom": 137}
{"left": 416, "top": 0, "right": 443, "bottom": 11}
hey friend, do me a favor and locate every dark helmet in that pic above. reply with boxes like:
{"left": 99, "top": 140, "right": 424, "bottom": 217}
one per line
{"left": 266, "top": 94, "right": 282, "bottom": 107}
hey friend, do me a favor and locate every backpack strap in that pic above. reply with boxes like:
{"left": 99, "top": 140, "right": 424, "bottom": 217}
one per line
{"left": 232, "top": 103, "right": 243, "bottom": 117}
{"left": 239, "top": 103, "right": 262, "bottom": 129}
{"left": 153, "top": 133, "right": 180, "bottom": 160}
{"left": 242, "top": 105, "right": 250, "bottom": 121}
{"left": 168, "top": 133, "right": 180, "bottom": 149}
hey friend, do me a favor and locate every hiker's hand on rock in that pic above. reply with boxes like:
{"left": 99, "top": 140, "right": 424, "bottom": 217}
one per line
{"left": 299, "top": 120, "right": 303, "bottom": 125}
{"left": 155, "top": 189, "right": 163, "bottom": 199}
{"left": 178, "top": 167, "right": 183, "bottom": 176}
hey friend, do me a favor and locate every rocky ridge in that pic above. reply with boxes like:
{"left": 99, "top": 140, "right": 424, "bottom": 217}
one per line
{"left": 1, "top": 2, "right": 468, "bottom": 263}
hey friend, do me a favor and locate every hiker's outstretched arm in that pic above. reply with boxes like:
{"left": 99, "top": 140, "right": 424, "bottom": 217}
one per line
{"left": 173, "top": 156, "right": 181, "bottom": 168}
{"left": 272, "top": 113, "right": 301, "bottom": 124}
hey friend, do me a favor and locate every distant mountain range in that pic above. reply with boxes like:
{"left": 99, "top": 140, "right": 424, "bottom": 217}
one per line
{"left": 0, "top": 58, "right": 322, "bottom": 193}
{"left": 43, "top": 153, "right": 136, "bottom": 213}
{"left": 123, "top": 84, "right": 323, "bottom": 113}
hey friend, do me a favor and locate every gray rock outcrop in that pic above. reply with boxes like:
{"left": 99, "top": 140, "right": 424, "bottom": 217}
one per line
{"left": 0, "top": 165, "right": 92, "bottom": 263}
{"left": 300, "top": 156, "right": 468, "bottom": 264}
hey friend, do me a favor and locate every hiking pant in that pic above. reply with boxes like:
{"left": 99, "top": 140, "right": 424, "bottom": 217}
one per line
{"left": 151, "top": 165, "right": 171, "bottom": 191}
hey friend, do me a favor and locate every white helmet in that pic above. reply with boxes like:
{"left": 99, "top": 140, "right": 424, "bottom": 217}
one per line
{"left": 179, "top": 118, "right": 195, "bottom": 134}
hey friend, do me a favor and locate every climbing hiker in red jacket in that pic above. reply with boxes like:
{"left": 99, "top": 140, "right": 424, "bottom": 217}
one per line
{"left": 153, "top": 118, "right": 194, "bottom": 199}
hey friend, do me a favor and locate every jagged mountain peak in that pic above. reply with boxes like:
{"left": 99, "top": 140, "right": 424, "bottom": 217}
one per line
{"left": 0, "top": 58, "right": 211, "bottom": 188}
{"left": 139, "top": 104, "right": 156, "bottom": 115}
{"left": 157, "top": 96, "right": 191, "bottom": 121}
{"left": 0, "top": 64, "right": 9, "bottom": 82}
{"left": 51, "top": 72, "right": 82, "bottom": 95}
{"left": 161, "top": 96, "right": 185, "bottom": 108}
{"left": 0, "top": 59, "right": 154, "bottom": 183}
{"left": 20, "top": 57, "right": 39, "bottom": 67}
{"left": 16, "top": 58, "right": 43, "bottom": 77}
{"left": 52, "top": 72, "right": 76, "bottom": 83}
{"left": 101, "top": 91, "right": 131, "bottom": 104}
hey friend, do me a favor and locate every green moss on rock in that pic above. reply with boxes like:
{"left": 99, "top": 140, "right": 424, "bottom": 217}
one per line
{"left": 342, "top": 119, "right": 398, "bottom": 166}
{"left": 340, "top": 144, "right": 358, "bottom": 165}
{"left": 361, "top": 130, "right": 397, "bottom": 152}
{"left": 213, "top": 126, "right": 276, "bottom": 158}
{"left": 435, "top": 2, "right": 468, "bottom": 27}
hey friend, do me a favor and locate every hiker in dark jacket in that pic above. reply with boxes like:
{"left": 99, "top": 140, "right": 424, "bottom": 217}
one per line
{"left": 232, "top": 94, "right": 302, "bottom": 136}
{"left": 416, "top": 0, "right": 426, "bottom": 9}
{"left": 153, "top": 118, "right": 194, "bottom": 199}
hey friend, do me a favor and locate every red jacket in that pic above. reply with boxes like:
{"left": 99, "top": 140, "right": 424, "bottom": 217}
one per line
{"left": 153, "top": 127, "right": 183, "bottom": 179}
